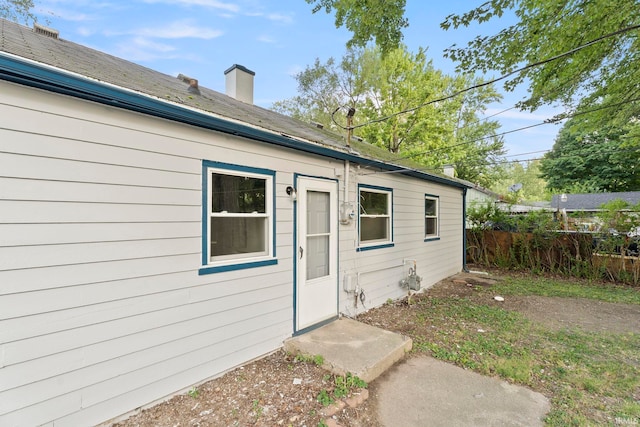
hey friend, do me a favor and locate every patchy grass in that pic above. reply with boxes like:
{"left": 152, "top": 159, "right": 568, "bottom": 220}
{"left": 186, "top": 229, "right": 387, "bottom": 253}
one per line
{"left": 407, "top": 276, "right": 640, "bottom": 426}
{"left": 490, "top": 276, "right": 640, "bottom": 304}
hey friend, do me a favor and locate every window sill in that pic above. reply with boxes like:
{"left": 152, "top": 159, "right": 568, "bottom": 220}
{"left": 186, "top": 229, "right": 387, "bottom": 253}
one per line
{"left": 424, "top": 236, "right": 440, "bottom": 242}
{"left": 356, "top": 243, "right": 394, "bottom": 252}
{"left": 199, "top": 258, "right": 277, "bottom": 275}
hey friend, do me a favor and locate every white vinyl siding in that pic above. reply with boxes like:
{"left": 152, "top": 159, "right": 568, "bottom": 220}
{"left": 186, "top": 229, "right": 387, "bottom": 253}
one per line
{"left": 339, "top": 170, "right": 464, "bottom": 313}
{"left": 0, "top": 81, "right": 297, "bottom": 426}
{"left": 0, "top": 79, "right": 465, "bottom": 427}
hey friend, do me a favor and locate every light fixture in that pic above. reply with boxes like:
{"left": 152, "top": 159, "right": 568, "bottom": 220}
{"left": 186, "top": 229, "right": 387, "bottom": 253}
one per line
{"left": 286, "top": 186, "right": 297, "bottom": 200}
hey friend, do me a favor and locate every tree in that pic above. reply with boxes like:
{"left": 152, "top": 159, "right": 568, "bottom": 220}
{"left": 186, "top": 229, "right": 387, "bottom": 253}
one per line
{"left": 272, "top": 51, "right": 364, "bottom": 130}
{"left": 1, "top": 0, "right": 36, "bottom": 24}
{"left": 490, "top": 160, "right": 550, "bottom": 202}
{"left": 539, "top": 117, "right": 640, "bottom": 193}
{"left": 441, "top": 0, "right": 640, "bottom": 129}
{"left": 273, "top": 46, "right": 505, "bottom": 187}
{"left": 305, "top": 0, "right": 408, "bottom": 55}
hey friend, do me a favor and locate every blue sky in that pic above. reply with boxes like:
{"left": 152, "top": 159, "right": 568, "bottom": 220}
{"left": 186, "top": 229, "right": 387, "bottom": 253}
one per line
{"left": 32, "top": 0, "right": 563, "bottom": 164}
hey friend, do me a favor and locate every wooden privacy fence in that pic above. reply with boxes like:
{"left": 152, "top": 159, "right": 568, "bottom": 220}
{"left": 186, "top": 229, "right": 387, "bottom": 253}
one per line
{"left": 466, "top": 230, "right": 640, "bottom": 285}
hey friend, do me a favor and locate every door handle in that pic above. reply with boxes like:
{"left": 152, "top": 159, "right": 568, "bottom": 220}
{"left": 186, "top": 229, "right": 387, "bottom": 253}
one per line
{"left": 299, "top": 246, "right": 304, "bottom": 259}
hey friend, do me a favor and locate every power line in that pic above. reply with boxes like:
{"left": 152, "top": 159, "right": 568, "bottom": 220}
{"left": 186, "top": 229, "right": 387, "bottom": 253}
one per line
{"left": 334, "top": 23, "right": 640, "bottom": 131}
{"left": 399, "top": 96, "right": 640, "bottom": 162}
{"left": 361, "top": 99, "right": 640, "bottom": 177}
{"left": 503, "top": 149, "right": 550, "bottom": 158}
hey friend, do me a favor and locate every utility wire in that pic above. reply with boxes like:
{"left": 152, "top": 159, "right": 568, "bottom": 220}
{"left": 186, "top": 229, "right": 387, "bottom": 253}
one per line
{"left": 399, "top": 96, "right": 640, "bottom": 162}
{"left": 333, "top": 23, "right": 640, "bottom": 131}
{"left": 361, "top": 97, "right": 640, "bottom": 176}
{"left": 365, "top": 143, "right": 640, "bottom": 177}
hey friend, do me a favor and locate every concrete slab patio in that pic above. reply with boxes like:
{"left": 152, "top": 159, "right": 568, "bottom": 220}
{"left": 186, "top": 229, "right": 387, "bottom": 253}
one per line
{"left": 376, "top": 356, "right": 550, "bottom": 427}
{"left": 285, "top": 313, "right": 550, "bottom": 427}
{"left": 284, "top": 317, "right": 413, "bottom": 383}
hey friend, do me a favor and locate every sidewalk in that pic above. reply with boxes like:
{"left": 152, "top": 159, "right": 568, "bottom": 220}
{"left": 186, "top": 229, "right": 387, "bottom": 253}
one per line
{"left": 375, "top": 356, "right": 550, "bottom": 427}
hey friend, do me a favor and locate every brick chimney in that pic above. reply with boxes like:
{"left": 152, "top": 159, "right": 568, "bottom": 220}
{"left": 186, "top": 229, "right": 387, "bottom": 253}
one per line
{"left": 224, "top": 64, "right": 255, "bottom": 104}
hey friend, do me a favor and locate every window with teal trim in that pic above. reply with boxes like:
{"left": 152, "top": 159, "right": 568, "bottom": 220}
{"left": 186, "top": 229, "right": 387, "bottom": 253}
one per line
{"left": 358, "top": 185, "right": 393, "bottom": 249}
{"left": 200, "top": 161, "right": 276, "bottom": 274}
{"left": 425, "top": 195, "right": 439, "bottom": 239}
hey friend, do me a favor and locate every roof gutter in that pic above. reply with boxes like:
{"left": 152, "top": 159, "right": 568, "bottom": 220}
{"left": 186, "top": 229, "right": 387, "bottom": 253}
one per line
{"left": 0, "top": 52, "right": 468, "bottom": 190}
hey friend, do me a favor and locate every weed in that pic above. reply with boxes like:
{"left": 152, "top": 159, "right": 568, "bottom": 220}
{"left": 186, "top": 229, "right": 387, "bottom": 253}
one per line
{"left": 187, "top": 387, "right": 199, "bottom": 398}
{"left": 317, "top": 420, "right": 329, "bottom": 427}
{"left": 316, "top": 372, "right": 368, "bottom": 405}
{"left": 295, "top": 353, "right": 325, "bottom": 366}
{"left": 252, "top": 399, "right": 263, "bottom": 419}
{"left": 317, "top": 389, "right": 334, "bottom": 406}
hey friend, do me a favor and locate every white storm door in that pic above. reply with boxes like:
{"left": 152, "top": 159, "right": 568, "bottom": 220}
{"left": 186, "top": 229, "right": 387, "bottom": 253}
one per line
{"left": 296, "top": 177, "right": 338, "bottom": 331}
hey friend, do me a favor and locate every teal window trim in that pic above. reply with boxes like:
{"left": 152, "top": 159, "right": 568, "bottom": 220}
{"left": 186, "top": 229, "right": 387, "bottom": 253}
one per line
{"left": 199, "top": 160, "right": 277, "bottom": 275}
{"left": 357, "top": 184, "right": 394, "bottom": 251}
{"left": 424, "top": 193, "right": 440, "bottom": 241}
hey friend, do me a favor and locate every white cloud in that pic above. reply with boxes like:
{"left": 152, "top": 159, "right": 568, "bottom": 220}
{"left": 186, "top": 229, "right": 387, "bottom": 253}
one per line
{"left": 131, "top": 36, "right": 177, "bottom": 52}
{"left": 484, "top": 108, "right": 551, "bottom": 122}
{"left": 266, "top": 12, "right": 293, "bottom": 24}
{"left": 39, "top": 6, "right": 96, "bottom": 22}
{"left": 112, "top": 36, "right": 188, "bottom": 62}
{"left": 76, "top": 26, "right": 95, "bottom": 36}
{"left": 286, "top": 64, "right": 303, "bottom": 77}
{"left": 141, "top": 0, "right": 240, "bottom": 13}
{"left": 112, "top": 20, "right": 223, "bottom": 39}
{"left": 257, "top": 34, "right": 275, "bottom": 43}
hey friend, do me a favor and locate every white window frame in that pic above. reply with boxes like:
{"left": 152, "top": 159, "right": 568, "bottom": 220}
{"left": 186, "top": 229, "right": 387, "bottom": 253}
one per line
{"left": 358, "top": 184, "right": 394, "bottom": 251}
{"left": 425, "top": 194, "right": 440, "bottom": 241}
{"left": 199, "top": 161, "right": 276, "bottom": 275}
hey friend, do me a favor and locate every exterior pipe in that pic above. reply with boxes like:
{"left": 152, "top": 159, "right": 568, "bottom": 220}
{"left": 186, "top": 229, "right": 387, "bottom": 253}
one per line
{"left": 462, "top": 187, "right": 469, "bottom": 272}
{"left": 344, "top": 160, "right": 349, "bottom": 205}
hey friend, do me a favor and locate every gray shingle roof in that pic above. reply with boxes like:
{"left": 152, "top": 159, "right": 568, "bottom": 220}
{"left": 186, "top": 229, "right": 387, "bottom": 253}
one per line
{"left": 0, "top": 18, "right": 469, "bottom": 188}
{"left": 0, "top": 18, "right": 348, "bottom": 150}
{"left": 551, "top": 192, "right": 640, "bottom": 211}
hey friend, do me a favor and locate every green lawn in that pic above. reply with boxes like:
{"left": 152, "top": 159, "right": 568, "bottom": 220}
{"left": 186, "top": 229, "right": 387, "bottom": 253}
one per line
{"left": 409, "top": 275, "right": 640, "bottom": 426}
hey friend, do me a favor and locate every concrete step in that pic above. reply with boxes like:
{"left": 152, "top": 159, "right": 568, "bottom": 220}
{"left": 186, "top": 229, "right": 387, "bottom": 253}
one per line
{"left": 284, "top": 317, "right": 412, "bottom": 383}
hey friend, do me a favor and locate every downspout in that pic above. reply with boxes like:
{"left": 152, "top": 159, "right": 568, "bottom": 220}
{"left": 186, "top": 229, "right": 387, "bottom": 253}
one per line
{"left": 344, "top": 160, "right": 349, "bottom": 205}
{"left": 462, "top": 187, "right": 469, "bottom": 272}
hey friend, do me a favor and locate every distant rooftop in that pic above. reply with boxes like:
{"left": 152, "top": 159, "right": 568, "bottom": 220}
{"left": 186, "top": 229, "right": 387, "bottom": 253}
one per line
{"left": 551, "top": 192, "right": 640, "bottom": 211}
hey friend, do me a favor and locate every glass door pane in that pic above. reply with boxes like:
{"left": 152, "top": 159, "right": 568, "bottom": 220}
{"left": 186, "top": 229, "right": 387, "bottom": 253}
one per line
{"left": 306, "top": 191, "right": 330, "bottom": 280}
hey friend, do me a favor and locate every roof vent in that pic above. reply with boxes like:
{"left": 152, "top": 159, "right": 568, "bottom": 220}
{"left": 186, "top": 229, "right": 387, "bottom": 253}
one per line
{"left": 310, "top": 121, "right": 324, "bottom": 129}
{"left": 177, "top": 73, "right": 201, "bottom": 95}
{"left": 33, "top": 23, "right": 59, "bottom": 39}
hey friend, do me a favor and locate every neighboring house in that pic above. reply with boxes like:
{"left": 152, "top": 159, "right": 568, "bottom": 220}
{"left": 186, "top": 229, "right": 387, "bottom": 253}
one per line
{"left": 442, "top": 167, "right": 501, "bottom": 228}
{"left": 0, "top": 20, "right": 469, "bottom": 426}
{"left": 451, "top": 174, "right": 549, "bottom": 227}
{"left": 551, "top": 192, "right": 640, "bottom": 231}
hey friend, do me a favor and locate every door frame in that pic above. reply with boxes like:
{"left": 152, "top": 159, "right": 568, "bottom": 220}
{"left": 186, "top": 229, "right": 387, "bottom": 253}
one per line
{"left": 293, "top": 173, "right": 339, "bottom": 335}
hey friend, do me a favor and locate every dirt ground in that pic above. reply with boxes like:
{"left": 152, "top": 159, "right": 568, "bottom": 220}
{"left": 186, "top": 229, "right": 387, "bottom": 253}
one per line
{"left": 113, "top": 271, "right": 640, "bottom": 427}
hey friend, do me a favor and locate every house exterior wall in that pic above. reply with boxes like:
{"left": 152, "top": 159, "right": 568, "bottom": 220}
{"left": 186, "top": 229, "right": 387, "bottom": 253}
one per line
{"left": 466, "top": 187, "right": 497, "bottom": 210}
{"left": 337, "top": 167, "right": 464, "bottom": 316}
{"left": 0, "top": 80, "right": 463, "bottom": 426}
